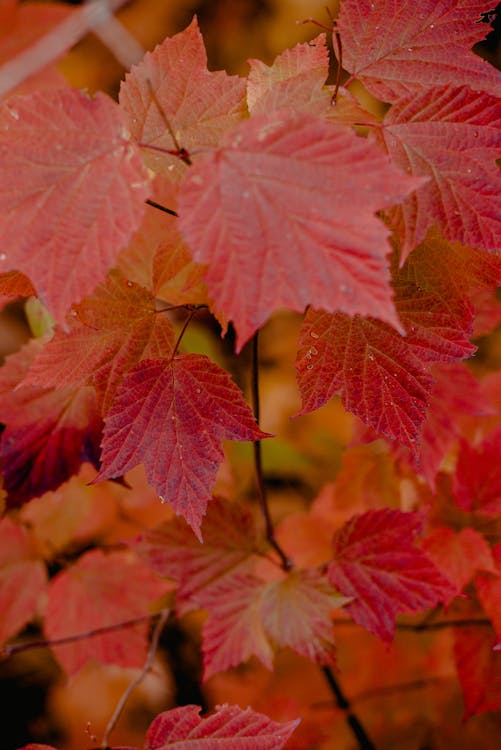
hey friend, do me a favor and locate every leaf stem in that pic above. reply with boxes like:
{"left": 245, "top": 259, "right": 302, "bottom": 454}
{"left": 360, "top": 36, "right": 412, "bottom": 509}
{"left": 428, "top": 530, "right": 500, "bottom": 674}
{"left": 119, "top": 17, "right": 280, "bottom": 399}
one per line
{"left": 321, "top": 666, "right": 377, "bottom": 750}
{"left": 101, "top": 608, "right": 169, "bottom": 749}
{"left": 251, "top": 331, "right": 292, "bottom": 571}
{"left": 171, "top": 308, "right": 197, "bottom": 357}
{"left": 145, "top": 198, "right": 178, "bottom": 217}
{"left": 1, "top": 613, "right": 156, "bottom": 660}
{"left": 145, "top": 80, "right": 192, "bottom": 165}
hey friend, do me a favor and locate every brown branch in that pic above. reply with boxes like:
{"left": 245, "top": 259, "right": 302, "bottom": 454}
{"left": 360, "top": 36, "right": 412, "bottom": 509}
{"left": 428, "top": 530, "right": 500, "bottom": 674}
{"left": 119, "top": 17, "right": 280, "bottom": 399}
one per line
{"left": 251, "top": 331, "right": 292, "bottom": 571}
{"left": 101, "top": 608, "right": 169, "bottom": 749}
{"left": 331, "top": 617, "right": 491, "bottom": 632}
{"left": 322, "top": 666, "right": 377, "bottom": 750}
{"left": 146, "top": 198, "right": 178, "bottom": 217}
{"left": 1, "top": 613, "right": 156, "bottom": 660}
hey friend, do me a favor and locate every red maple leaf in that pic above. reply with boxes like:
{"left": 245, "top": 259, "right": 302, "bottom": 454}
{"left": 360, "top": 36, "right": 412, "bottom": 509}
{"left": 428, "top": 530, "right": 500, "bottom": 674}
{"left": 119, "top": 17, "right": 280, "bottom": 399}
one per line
{"left": 0, "top": 87, "right": 151, "bottom": 323}
{"left": 44, "top": 548, "right": 167, "bottom": 674}
{"left": 179, "top": 109, "right": 421, "bottom": 350}
{"left": 97, "top": 355, "right": 269, "bottom": 536}
{"left": 327, "top": 509, "right": 455, "bottom": 641}
{"left": 454, "top": 625, "right": 501, "bottom": 717}
{"left": 0, "top": 517, "right": 47, "bottom": 646}
{"left": 144, "top": 704, "right": 299, "bottom": 750}
{"left": 0, "top": 340, "right": 103, "bottom": 507}
{"left": 199, "top": 569, "right": 348, "bottom": 679}
{"left": 119, "top": 17, "right": 247, "bottom": 181}
{"left": 336, "top": 0, "right": 501, "bottom": 101}
{"left": 412, "top": 361, "right": 492, "bottom": 489}
{"left": 134, "top": 496, "right": 262, "bottom": 614}
{"left": 453, "top": 428, "right": 501, "bottom": 517}
{"left": 421, "top": 526, "right": 495, "bottom": 600}
{"left": 380, "top": 86, "right": 501, "bottom": 259}
{"left": 247, "top": 34, "right": 330, "bottom": 115}
{"left": 296, "top": 232, "right": 500, "bottom": 449}
{"left": 23, "top": 270, "right": 175, "bottom": 414}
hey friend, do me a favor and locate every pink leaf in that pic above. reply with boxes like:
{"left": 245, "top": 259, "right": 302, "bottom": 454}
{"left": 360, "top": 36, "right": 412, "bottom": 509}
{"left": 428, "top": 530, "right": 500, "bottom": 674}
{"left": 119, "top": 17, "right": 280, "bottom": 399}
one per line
{"left": 145, "top": 704, "right": 299, "bottom": 750}
{"left": 199, "top": 569, "right": 348, "bottom": 679}
{"left": 24, "top": 270, "right": 175, "bottom": 414}
{"left": 453, "top": 428, "right": 501, "bottom": 517}
{"left": 179, "top": 109, "right": 422, "bottom": 350}
{"left": 134, "top": 497, "right": 262, "bottom": 614}
{"left": 97, "top": 355, "right": 269, "bottom": 536}
{"left": 45, "top": 549, "right": 167, "bottom": 674}
{"left": 119, "top": 17, "right": 246, "bottom": 182}
{"left": 380, "top": 86, "right": 501, "bottom": 259}
{"left": 337, "top": 0, "right": 501, "bottom": 101}
{"left": 0, "top": 87, "right": 151, "bottom": 323}
{"left": 0, "top": 518, "right": 47, "bottom": 646}
{"left": 0, "top": 340, "right": 102, "bottom": 507}
{"left": 327, "top": 509, "right": 455, "bottom": 641}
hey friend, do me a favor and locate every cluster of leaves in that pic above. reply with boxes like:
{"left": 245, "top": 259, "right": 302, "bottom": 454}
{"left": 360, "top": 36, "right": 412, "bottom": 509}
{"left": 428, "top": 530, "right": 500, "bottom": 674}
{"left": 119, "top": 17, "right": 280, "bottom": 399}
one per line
{"left": 0, "top": 0, "right": 500, "bottom": 747}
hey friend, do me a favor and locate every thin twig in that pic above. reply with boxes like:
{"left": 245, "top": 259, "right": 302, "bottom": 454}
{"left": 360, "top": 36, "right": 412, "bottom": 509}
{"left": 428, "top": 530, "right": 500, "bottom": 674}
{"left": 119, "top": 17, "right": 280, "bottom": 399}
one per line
{"left": 331, "top": 617, "right": 491, "bottom": 631}
{"left": 101, "top": 608, "right": 169, "bottom": 749}
{"left": 146, "top": 80, "right": 192, "bottom": 165}
{"left": 251, "top": 331, "right": 292, "bottom": 571}
{"left": 0, "top": 0, "right": 132, "bottom": 99}
{"left": 322, "top": 666, "right": 377, "bottom": 750}
{"left": 1, "top": 613, "right": 156, "bottom": 660}
{"left": 146, "top": 198, "right": 178, "bottom": 217}
{"left": 171, "top": 308, "right": 197, "bottom": 356}
{"left": 331, "top": 26, "right": 343, "bottom": 104}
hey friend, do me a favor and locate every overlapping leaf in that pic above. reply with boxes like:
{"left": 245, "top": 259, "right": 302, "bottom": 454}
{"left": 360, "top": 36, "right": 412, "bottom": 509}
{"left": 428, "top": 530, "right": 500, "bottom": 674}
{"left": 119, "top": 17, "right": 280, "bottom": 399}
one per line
{"left": 0, "top": 340, "right": 102, "bottom": 507}
{"left": 144, "top": 704, "right": 299, "bottom": 750}
{"left": 421, "top": 526, "right": 495, "bottom": 600}
{"left": 0, "top": 270, "right": 35, "bottom": 309}
{"left": 412, "top": 362, "right": 492, "bottom": 489}
{"left": 0, "top": 517, "right": 47, "bottom": 646}
{"left": 24, "top": 270, "right": 175, "bottom": 414}
{"left": 247, "top": 35, "right": 330, "bottom": 114}
{"left": 118, "top": 177, "right": 210, "bottom": 307}
{"left": 134, "top": 497, "right": 262, "bottom": 614}
{"left": 327, "top": 509, "right": 455, "bottom": 641}
{"left": 98, "top": 355, "right": 269, "bottom": 536}
{"left": 119, "top": 17, "right": 247, "bottom": 181}
{"left": 453, "top": 428, "right": 501, "bottom": 516}
{"left": 45, "top": 549, "right": 167, "bottom": 674}
{"left": 179, "top": 109, "right": 421, "bottom": 350}
{"left": 454, "top": 625, "right": 501, "bottom": 717}
{"left": 296, "top": 233, "right": 501, "bottom": 449}
{"left": 0, "top": 87, "right": 151, "bottom": 323}
{"left": 380, "top": 86, "right": 501, "bottom": 259}
{"left": 199, "top": 569, "right": 349, "bottom": 678}
{"left": 336, "top": 0, "right": 501, "bottom": 101}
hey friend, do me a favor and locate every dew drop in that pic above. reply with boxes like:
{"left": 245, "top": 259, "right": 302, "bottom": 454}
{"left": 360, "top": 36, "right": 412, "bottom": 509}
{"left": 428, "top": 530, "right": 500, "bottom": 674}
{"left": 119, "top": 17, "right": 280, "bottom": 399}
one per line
{"left": 0, "top": 253, "right": 6, "bottom": 261}
{"left": 309, "top": 346, "right": 318, "bottom": 355}
{"left": 310, "top": 331, "right": 319, "bottom": 339}
{"left": 473, "top": 130, "right": 479, "bottom": 138}
{"left": 126, "top": 280, "right": 133, "bottom": 287}
{"left": 407, "top": 47, "right": 413, "bottom": 52}
{"left": 429, "top": 23, "right": 434, "bottom": 29}
{"left": 306, "top": 363, "right": 314, "bottom": 370}
{"left": 8, "top": 107, "right": 19, "bottom": 120}
{"left": 196, "top": 387, "right": 201, "bottom": 394}
{"left": 70, "top": 310, "right": 78, "bottom": 317}
{"left": 159, "top": 495, "right": 166, "bottom": 502}
{"left": 168, "top": 164, "right": 175, "bottom": 171}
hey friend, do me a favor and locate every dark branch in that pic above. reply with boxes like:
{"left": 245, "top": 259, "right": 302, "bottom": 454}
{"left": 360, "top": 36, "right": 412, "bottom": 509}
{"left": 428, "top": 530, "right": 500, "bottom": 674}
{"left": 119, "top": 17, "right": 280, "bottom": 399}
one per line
{"left": 146, "top": 198, "right": 178, "bottom": 217}
{"left": 322, "top": 667, "right": 378, "bottom": 750}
